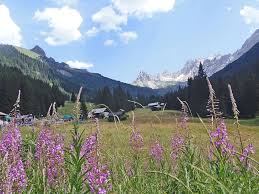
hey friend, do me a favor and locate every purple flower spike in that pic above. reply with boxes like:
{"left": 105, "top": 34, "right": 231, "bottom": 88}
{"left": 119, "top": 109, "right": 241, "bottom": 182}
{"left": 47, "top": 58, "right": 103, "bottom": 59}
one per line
{"left": 0, "top": 126, "right": 27, "bottom": 193}
{"left": 129, "top": 131, "right": 144, "bottom": 152}
{"left": 35, "top": 128, "right": 65, "bottom": 187}
{"left": 240, "top": 144, "right": 255, "bottom": 162}
{"left": 81, "top": 133, "right": 112, "bottom": 194}
{"left": 170, "top": 135, "right": 184, "bottom": 161}
{"left": 209, "top": 121, "right": 236, "bottom": 157}
{"left": 149, "top": 140, "right": 164, "bottom": 164}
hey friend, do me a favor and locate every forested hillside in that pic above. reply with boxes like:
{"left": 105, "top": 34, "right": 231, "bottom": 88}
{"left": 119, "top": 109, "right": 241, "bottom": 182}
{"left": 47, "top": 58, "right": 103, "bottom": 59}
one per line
{"left": 0, "top": 66, "right": 67, "bottom": 115}
{"left": 0, "top": 44, "right": 158, "bottom": 115}
{"left": 163, "top": 42, "right": 259, "bottom": 118}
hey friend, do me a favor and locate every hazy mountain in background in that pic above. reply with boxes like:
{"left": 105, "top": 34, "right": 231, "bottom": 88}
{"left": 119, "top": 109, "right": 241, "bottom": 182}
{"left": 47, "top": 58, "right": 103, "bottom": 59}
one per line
{"left": 133, "top": 29, "right": 259, "bottom": 89}
{"left": 0, "top": 44, "right": 157, "bottom": 99}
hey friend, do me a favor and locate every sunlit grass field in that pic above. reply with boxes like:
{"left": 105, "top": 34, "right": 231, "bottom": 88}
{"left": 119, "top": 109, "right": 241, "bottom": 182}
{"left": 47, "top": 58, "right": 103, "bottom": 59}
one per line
{"left": 21, "top": 108, "right": 259, "bottom": 160}
{"left": 2, "top": 105, "right": 257, "bottom": 193}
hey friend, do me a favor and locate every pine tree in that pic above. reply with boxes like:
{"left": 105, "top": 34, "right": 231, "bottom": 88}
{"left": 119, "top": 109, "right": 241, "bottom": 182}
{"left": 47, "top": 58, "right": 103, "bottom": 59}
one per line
{"left": 198, "top": 62, "right": 206, "bottom": 78}
{"left": 80, "top": 101, "right": 88, "bottom": 120}
{"left": 71, "top": 92, "right": 76, "bottom": 102}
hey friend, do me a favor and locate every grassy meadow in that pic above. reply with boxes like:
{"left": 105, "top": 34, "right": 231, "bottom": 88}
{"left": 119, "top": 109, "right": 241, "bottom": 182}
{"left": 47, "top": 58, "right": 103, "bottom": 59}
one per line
{"left": 1, "top": 103, "right": 259, "bottom": 193}
{"left": 22, "top": 108, "right": 259, "bottom": 160}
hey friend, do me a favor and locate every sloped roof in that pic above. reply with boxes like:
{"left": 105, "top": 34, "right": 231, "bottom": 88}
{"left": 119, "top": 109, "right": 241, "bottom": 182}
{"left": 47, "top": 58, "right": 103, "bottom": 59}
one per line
{"left": 0, "top": 112, "right": 7, "bottom": 116}
{"left": 148, "top": 102, "right": 160, "bottom": 107}
{"left": 91, "top": 108, "right": 108, "bottom": 114}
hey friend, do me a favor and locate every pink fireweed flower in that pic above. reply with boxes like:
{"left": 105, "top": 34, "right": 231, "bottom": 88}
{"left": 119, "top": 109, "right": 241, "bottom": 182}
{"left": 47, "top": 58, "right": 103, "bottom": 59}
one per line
{"left": 35, "top": 128, "right": 64, "bottom": 187}
{"left": 35, "top": 128, "right": 52, "bottom": 160}
{"left": 149, "top": 140, "right": 164, "bottom": 163}
{"left": 81, "top": 133, "right": 112, "bottom": 194}
{"left": 0, "top": 126, "right": 27, "bottom": 193}
{"left": 170, "top": 135, "right": 184, "bottom": 161}
{"left": 209, "top": 121, "right": 236, "bottom": 157}
{"left": 124, "top": 160, "right": 133, "bottom": 177}
{"left": 86, "top": 165, "right": 112, "bottom": 194}
{"left": 240, "top": 144, "right": 255, "bottom": 162}
{"left": 129, "top": 131, "right": 144, "bottom": 151}
{"left": 180, "top": 115, "right": 189, "bottom": 129}
{"left": 81, "top": 133, "right": 97, "bottom": 159}
{"left": 177, "top": 97, "right": 189, "bottom": 130}
{"left": 210, "top": 122, "right": 228, "bottom": 147}
{"left": 7, "top": 159, "right": 27, "bottom": 192}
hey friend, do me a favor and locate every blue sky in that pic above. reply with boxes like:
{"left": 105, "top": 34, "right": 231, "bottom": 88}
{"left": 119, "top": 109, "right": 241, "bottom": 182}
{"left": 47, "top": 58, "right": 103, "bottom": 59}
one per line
{"left": 0, "top": 0, "right": 259, "bottom": 83}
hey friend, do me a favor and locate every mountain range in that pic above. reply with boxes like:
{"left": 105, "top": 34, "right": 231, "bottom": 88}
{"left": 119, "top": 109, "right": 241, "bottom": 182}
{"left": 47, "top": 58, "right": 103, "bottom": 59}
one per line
{"left": 0, "top": 44, "right": 158, "bottom": 100}
{"left": 133, "top": 29, "right": 259, "bottom": 89}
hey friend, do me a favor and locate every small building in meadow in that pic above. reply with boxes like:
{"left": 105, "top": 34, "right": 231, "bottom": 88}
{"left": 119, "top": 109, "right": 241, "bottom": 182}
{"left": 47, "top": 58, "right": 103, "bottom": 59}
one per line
{"left": 0, "top": 112, "right": 7, "bottom": 122}
{"left": 16, "top": 114, "right": 35, "bottom": 126}
{"left": 0, "top": 112, "right": 7, "bottom": 119}
{"left": 147, "top": 102, "right": 165, "bottom": 111}
{"left": 0, "top": 112, "right": 11, "bottom": 127}
{"left": 88, "top": 108, "right": 110, "bottom": 119}
{"left": 63, "top": 114, "right": 74, "bottom": 122}
{"left": 108, "top": 109, "right": 127, "bottom": 122}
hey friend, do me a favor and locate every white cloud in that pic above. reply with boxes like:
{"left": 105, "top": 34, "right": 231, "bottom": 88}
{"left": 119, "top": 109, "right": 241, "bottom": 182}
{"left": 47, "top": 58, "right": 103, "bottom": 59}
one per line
{"left": 50, "top": 0, "right": 78, "bottom": 6}
{"left": 226, "top": 7, "right": 232, "bottom": 12}
{"left": 112, "top": 0, "right": 176, "bottom": 18}
{"left": 66, "top": 60, "right": 94, "bottom": 69}
{"left": 34, "top": 6, "right": 83, "bottom": 46}
{"left": 119, "top": 31, "right": 138, "bottom": 44}
{"left": 0, "top": 4, "right": 22, "bottom": 46}
{"left": 86, "top": 27, "right": 100, "bottom": 37}
{"left": 92, "top": 6, "right": 127, "bottom": 32}
{"left": 104, "top": 39, "right": 116, "bottom": 46}
{"left": 240, "top": 6, "right": 259, "bottom": 25}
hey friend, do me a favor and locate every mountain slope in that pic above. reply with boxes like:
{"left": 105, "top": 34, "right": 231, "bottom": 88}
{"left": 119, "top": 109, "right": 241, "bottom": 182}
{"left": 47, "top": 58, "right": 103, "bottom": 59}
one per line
{"left": 0, "top": 65, "right": 67, "bottom": 115}
{"left": 164, "top": 41, "right": 259, "bottom": 118}
{"left": 133, "top": 29, "right": 259, "bottom": 89}
{"left": 0, "top": 44, "right": 157, "bottom": 100}
{"left": 213, "top": 42, "right": 259, "bottom": 79}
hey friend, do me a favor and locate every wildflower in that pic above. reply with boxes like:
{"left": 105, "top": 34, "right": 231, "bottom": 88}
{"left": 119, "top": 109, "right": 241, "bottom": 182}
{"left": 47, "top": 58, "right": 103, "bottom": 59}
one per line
{"left": 240, "top": 144, "right": 255, "bottom": 162}
{"left": 177, "top": 97, "right": 189, "bottom": 130}
{"left": 209, "top": 121, "right": 236, "bottom": 157}
{"left": 46, "top": 103, "right": 53, "bottom": 118}
{"left": 0, "top": 126, "right": 27, "bottom": 193}
{"left": 73, "top": 86, "right": 83, "bottom": 119}
{"left": 81, "top": 133, "right": 112, "bottom": 194}
{"left": 170, "top": 135, "right": 184, "bottom": 161}
{"left": 86, "top": 165, "right": 112, "bottom": 194}
{"left": 206, "top": 77, "right": 222, "bottom": 124}
{"left": 10, "top": 90, "right": 21, "bottom": 118}
{"left": 228, "top": 84, "right": 244, "bottom": 152}
{"left": 149, "top": 140, "right": 164, "bottom": 163}
{"left": 129, "top": 131, "right": 144, "bottom": 151}
{"left": 210, "top": 122, "right": 228, "bottom": 147}
{"left": 35, "top": 128, "right": 65, "bottom": 187}
{"left": 124, "top": 160, "right": 133, "bottom": 177}
{"left": 81, "top": 133, "right": 98, "bottom": 167}
{"left": 228, "top": 84, "right": 240, "bottom": 123}
{"left": 35, "top": 128, "right": 52, "bottom": 160}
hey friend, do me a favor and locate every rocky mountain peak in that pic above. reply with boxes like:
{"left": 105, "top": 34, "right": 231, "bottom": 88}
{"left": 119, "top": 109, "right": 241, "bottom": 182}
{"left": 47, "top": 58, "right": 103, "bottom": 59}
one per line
{"left": 31, "top": 45, "right": 46, "bottom": 57}
{"left": 133, "top": 29, "right": 259, "bottom": 89}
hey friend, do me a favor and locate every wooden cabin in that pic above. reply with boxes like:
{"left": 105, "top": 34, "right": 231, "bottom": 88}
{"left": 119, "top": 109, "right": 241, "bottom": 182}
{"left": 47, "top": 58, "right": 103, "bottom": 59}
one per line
{"left": 88, "top": 108, "right": 110, "bottom": 119}
{"left": 147, "top": 102, "right": 165, "bottom": 111}
{"left": 108, "top": 109, "right": 127, "bottom": 121}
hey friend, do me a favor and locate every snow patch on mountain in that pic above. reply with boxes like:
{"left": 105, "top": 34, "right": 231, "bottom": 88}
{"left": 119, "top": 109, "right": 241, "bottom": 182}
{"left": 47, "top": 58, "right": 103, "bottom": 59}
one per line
{"left": 133, "top": 29, "right": 259, "bottom": 89}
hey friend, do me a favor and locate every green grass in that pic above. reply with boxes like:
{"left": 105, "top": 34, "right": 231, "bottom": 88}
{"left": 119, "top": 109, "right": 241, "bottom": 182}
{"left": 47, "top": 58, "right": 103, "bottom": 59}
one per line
{"left": 240, "top": 116, "right": 259, "bottom": 126}
{"left": 23, "top": 108, "right": 259, "bottom": 160}
{"left": 3, "top": 107, "right": 258, "bottom": 193}
{"left": 58, "top": 101, "right": 95, "bottom": 116}
{"left": 14, "top": 46, "right": 40, "bottom": 59}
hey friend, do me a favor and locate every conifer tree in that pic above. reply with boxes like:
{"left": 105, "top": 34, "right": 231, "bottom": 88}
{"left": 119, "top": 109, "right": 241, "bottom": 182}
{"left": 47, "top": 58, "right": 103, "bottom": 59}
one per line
{"left": 71, "top": 92, "right": 76, "bottom": 102}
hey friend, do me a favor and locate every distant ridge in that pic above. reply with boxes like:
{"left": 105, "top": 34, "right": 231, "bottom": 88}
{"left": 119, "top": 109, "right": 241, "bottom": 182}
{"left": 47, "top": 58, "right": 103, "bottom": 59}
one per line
{"left": 133, "top": 29, "right": 259, "bottom": 89}
{"left": 31, "top": 45, "right": 46, "bottom": 57}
